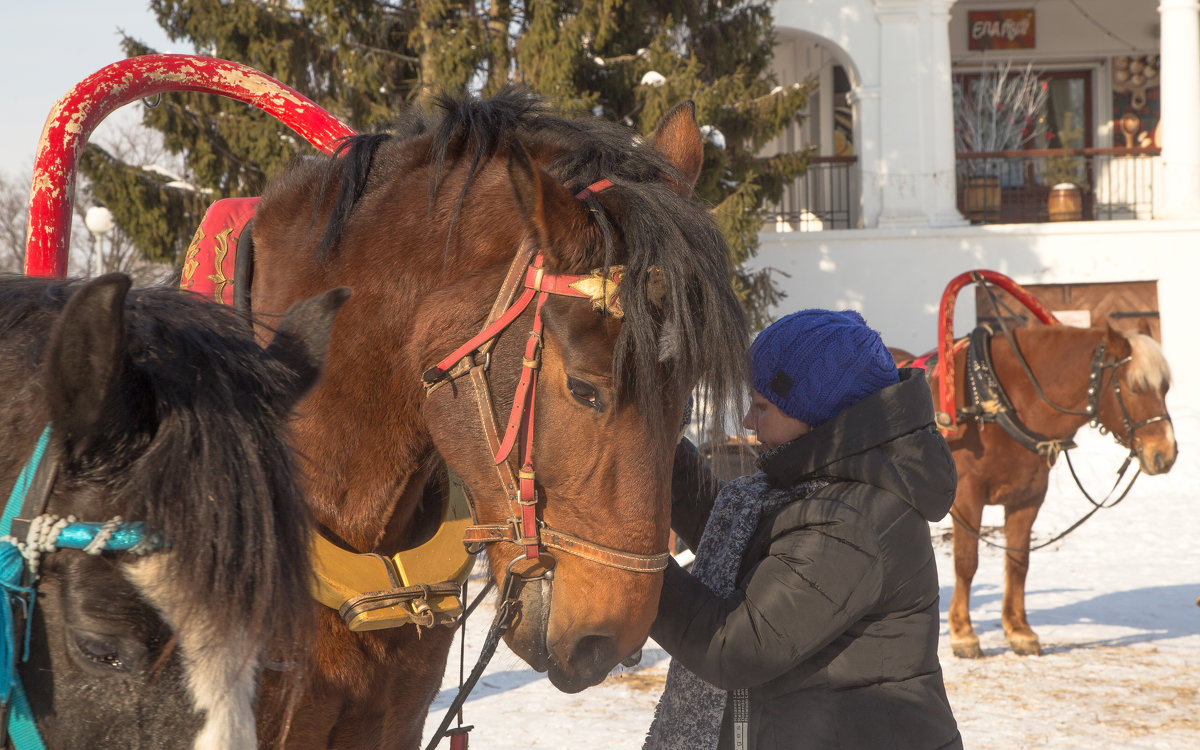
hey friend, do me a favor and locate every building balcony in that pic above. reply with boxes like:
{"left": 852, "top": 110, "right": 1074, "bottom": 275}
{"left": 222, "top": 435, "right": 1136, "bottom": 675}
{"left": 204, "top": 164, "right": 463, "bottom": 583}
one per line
{"left": 766, "top": 148, "right": 1161, "bottom": 231}
{"left": 955, "top": 147, "right": 1160, "bottom": 224}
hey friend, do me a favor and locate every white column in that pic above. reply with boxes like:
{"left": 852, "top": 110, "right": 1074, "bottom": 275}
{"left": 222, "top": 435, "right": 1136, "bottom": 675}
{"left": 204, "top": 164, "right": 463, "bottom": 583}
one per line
{"left": 929, "top": 0, "right": 966, "bottom": 225}
{"left": 849, "top": 85, "right": 883, "bottom": 227}
{"left": 1159, "top": 0, "right": 1200, "bottom": 219}
{"left": 875, "top": 0, "right": 932, "bottom": 225}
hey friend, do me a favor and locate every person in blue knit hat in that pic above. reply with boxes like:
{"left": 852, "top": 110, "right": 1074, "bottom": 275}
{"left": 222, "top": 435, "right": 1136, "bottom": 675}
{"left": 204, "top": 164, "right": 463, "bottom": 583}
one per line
{"left": 645, "top": 309, "right": 961, "bottom": 750}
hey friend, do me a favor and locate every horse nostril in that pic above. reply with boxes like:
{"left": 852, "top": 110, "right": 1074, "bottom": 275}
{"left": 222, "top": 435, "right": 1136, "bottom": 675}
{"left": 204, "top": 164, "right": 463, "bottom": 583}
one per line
{"left": 570, "top": 634, "right": 618, "bottom": 676}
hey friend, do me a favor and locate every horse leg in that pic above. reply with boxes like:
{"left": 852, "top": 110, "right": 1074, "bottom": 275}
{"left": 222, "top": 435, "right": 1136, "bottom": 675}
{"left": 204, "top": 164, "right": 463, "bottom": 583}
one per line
{"left": 949, "top": 498, "right": 985, "bottom": 659}
{"left": 1002, "top": 502, "right": 1042, "bottom": 656}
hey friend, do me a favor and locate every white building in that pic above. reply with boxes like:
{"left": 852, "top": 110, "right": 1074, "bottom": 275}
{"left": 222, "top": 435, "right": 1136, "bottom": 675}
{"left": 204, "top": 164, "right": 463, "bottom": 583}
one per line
{"left": 757, "top": 0, "right": 1200, "bottom": 408}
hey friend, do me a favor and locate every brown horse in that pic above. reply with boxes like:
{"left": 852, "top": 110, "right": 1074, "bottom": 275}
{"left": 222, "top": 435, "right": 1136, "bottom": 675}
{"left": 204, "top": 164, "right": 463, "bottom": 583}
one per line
{"left": 246, "top": 89, "right": 747, "bottom": 747}
{"left": 895, "top": 322, "right": 1176, "bottom": 659}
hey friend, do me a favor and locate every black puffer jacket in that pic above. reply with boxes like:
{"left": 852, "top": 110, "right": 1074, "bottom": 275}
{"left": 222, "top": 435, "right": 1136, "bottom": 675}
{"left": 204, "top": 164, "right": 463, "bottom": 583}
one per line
{"left": 652, "top": 369, "right": 962, "bottom": 749}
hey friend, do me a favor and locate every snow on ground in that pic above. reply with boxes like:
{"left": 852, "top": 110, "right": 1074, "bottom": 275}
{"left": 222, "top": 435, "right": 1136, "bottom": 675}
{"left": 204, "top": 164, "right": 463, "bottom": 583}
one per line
{"left": 424, "top": 409, "right": 1200, "bottom": 749}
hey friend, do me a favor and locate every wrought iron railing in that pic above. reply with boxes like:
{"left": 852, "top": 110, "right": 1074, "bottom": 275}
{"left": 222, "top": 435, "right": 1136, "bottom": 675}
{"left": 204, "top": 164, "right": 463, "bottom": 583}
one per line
{"left": 956, "top": 147, "right": 1160, "bottom": 224}
{"left": 766, "top": 156, "right": 857, "bottom": 231}
{"left": 764, "top": 149, "right": 1158, "bottom": 231}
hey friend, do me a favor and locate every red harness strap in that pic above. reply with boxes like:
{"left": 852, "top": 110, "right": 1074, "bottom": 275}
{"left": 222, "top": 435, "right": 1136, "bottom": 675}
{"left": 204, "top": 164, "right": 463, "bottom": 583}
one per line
{"left": 422, "top": 180, "right": 637, "bottom": 562}
{"left": 424, "top": 259, "right": 601, "bottom": 560}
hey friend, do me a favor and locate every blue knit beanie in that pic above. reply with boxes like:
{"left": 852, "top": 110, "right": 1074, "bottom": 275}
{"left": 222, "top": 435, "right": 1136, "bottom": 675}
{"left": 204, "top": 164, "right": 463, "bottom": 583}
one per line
{"left": 749, "top": 309, "right": 899, "bottom": 426}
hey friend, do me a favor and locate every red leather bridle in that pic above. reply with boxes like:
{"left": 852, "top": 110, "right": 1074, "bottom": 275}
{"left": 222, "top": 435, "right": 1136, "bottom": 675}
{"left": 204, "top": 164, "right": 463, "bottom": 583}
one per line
{"left": 422, "top": 179, "right": 669, "bottom": 573}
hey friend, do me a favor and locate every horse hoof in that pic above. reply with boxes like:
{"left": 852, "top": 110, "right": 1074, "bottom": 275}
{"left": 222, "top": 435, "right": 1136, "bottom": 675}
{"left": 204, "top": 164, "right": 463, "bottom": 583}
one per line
{"left": 950, "top": 638, "right": 983, "bottom": 659}
{"left": 1008, "top": 635, "right": 1042, "bottom": 656}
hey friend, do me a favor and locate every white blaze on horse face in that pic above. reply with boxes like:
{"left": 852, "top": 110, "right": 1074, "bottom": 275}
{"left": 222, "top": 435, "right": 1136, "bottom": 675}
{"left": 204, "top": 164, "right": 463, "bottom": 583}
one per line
{"left": 124, "top": 556, "right": 261, "bottom": 750}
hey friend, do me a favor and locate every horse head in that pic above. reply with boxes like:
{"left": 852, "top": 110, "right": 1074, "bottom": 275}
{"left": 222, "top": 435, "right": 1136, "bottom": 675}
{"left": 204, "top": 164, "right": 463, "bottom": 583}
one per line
{"left": 0, "top": 274, "right": 345, "bottom": 748}
{"left": 1094, "top": 324, "right": 1177, "bottom": 475}
{"left": 415, "top": 97, "right": 746, "bottom": 692}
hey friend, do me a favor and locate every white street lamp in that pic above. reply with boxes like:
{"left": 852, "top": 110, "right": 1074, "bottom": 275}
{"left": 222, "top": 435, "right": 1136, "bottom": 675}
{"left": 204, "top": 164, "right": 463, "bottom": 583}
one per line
{"left": 84, "top": 205, "right": 114, "bottom": 277}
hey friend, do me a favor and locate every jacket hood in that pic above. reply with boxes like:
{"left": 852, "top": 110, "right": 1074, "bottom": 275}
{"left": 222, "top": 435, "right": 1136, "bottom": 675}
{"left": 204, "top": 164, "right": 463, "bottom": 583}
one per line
{"left": 758, "top": 368, "right": 956, "bottom": 522}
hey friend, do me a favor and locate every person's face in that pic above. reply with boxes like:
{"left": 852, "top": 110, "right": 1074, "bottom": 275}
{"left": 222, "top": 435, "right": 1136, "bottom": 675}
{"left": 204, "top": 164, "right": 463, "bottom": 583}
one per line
{"left": 742, "top": 390, "right": 811, "bottom": 449}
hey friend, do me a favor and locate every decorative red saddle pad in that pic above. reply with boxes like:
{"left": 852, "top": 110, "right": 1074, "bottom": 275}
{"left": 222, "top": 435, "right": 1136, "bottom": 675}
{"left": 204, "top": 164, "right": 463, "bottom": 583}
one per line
{"left": 180, "top": 196, "right": 261, "bottom": 305}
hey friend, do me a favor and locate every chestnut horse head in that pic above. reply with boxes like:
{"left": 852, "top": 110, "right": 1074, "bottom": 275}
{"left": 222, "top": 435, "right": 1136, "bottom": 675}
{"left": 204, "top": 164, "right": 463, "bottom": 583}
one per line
{"left": 1090, "top": 324, "right": 1176, "bottom": 474}
{"left": 248, "top": 88, "right": 746, "bottom": 712}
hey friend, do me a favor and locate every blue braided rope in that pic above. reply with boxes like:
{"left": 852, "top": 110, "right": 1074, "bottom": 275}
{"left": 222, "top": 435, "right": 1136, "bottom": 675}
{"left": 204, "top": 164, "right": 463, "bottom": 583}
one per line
{"left": 1, "top": 426, "right": 50, "bottom": 749}
{"left": 55, "top": 523, "right": 153, "bottom": 552}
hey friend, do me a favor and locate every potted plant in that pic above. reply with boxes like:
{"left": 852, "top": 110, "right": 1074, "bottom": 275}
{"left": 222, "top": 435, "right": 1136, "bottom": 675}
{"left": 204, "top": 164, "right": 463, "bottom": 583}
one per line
{"left": 953, "top": 62, "right": 1049, "bottom": 221}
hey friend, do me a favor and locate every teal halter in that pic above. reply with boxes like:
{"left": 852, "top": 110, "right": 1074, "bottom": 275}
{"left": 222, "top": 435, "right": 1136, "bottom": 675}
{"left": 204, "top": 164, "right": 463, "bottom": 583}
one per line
{"left": 1, "top": 426, "right": 153, "bottom": 749}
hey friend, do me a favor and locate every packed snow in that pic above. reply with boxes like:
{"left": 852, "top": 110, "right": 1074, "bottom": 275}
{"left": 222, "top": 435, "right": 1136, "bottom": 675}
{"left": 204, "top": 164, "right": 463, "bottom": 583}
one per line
{"left": 424, "top": 408, "right": 1199, "bottom": 749}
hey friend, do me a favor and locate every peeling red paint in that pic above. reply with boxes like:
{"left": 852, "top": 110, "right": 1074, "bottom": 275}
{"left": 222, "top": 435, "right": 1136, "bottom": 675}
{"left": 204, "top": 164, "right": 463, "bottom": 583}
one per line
{"left": 25, "top": 54, "right": 356, "bottom": 277}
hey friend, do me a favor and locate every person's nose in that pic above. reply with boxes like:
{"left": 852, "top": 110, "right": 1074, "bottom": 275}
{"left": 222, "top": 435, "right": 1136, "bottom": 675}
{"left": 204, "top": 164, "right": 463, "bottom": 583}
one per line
{"left": 742, "top": 408, "right": 755, "bottom": 432}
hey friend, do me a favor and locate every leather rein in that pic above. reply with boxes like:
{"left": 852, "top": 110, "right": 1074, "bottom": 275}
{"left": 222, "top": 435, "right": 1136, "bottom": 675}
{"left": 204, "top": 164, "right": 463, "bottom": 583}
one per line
{"left": 421, "top": 178, "right": 670, "bottom": 575}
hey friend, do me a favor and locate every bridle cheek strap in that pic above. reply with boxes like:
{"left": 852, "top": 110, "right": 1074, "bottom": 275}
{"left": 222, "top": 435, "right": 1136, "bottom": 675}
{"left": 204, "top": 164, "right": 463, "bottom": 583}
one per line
{"left": 425, "top": 255, "right": 589, "bottom": 561}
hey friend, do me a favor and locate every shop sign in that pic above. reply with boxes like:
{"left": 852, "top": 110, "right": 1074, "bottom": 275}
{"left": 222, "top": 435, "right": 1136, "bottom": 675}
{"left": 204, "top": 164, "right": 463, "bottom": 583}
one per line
{"left": 968, "top": 9, "right": 1036, "bottom": 51}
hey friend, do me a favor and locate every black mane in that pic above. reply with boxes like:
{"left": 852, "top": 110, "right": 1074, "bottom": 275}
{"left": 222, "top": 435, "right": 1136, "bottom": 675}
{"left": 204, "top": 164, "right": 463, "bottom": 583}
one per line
{"left": 312, "top": 87, "right": 749, "bottom": 432}
{"left": 0, "top": 275, "right": 312, "bottom": 649}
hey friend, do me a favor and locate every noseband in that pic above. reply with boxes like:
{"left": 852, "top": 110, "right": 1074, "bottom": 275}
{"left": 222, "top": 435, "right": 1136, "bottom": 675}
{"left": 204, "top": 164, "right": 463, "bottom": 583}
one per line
{"left": 422, "top": 179, "right": 669, "bottom": 574}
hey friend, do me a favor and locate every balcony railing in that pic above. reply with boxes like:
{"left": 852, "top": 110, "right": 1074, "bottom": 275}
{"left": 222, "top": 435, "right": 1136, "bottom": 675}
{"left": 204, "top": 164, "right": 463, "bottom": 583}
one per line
{"left": 766, "top": 156, "right": 857, "bottom": 231}
{"left": 956, "top": 147, "right": 1160, "bottom": 224}
{"left": 765, "top": 148, "right": 1160, "bottom": 231}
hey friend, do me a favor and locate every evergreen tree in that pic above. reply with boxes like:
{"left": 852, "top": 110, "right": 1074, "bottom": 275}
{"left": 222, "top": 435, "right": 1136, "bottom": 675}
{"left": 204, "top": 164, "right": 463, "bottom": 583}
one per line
{"left": 98, "top": 0, "right": 812, "bottom": 324}
{"left": 418, "top": 1, "right": 815, "bottom": 325}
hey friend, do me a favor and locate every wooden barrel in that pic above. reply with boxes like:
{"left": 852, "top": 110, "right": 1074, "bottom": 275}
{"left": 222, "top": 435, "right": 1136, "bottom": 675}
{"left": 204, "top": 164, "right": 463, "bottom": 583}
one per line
{"left": 1048, "top": 183, "right": 1082, "bottom": 221}
{"left": 964, "top": 176, "right": 1001, "bottom": 222}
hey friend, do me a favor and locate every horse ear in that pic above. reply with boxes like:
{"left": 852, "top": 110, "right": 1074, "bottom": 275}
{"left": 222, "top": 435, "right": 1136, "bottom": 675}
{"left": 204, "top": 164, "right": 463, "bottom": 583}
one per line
{"left": 264, "top": 286, "right": 351, "bottom": 406}
{"left": 1103, "top": 320, "right": 1131, "bottom": 353}
{"left": 650, "top": 101, "right": 704, "bottom": 198}
{"left": 506, "top": 145, "right": 592, "bottom": 265}
{"left": 44, "top": 273, "right": 132, "bottom": 446}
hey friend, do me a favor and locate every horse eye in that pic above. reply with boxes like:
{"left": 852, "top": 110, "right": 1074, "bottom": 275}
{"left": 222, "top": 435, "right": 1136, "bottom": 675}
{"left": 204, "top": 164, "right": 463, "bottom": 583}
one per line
{"left": 74, "top": 633, "right": 128, "bottom": 672}
{"left": 567, "top": 377, "right": 600, "bottom": 409}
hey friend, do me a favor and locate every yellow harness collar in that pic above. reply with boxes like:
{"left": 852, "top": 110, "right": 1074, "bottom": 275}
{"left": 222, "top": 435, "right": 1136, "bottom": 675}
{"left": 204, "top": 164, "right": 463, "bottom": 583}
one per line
{"left": 309, "top": 470, "right": 475, "bottom": 631}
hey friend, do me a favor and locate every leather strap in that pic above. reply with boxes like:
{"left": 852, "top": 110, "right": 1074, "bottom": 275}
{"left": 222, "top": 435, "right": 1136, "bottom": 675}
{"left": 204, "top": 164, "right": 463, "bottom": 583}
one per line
{"left": 422, "top": 175, "right": 668, "bottom": 570}
{"left": 575, "top": 179, "right": 614, "bottom": 200}
{"left": 463, "top": 524, "right": 669, "bottom": 573}
{"left": 339, "top": 582, "right": 463, "bottom": 630}
{"left": 966, "top": 325, "right": 1076, "bottom": 459}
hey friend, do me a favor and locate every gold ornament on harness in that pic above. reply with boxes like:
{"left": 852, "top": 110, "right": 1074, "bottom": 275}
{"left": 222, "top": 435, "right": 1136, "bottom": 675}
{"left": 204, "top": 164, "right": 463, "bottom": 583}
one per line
{"left": 566, "top": 266, "right": 665, "bottom": 318}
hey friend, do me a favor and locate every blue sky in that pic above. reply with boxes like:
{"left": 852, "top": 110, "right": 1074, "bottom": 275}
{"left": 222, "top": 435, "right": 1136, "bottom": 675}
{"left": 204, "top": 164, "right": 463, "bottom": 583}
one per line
{"left": 0, "top": 2, "right": 176, "bottom": 177}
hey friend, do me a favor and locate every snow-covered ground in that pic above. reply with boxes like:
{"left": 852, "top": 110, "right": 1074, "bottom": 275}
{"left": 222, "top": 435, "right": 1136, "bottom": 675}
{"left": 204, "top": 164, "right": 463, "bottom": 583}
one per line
{"left": 424, "top": 409, "right": 1199, "bottom": 749}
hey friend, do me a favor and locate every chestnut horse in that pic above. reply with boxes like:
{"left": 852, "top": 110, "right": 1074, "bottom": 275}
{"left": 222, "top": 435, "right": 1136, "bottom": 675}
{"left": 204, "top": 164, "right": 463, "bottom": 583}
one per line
{"left": 0, "top": 273, "right": 344, "bottom": 748}
{"left": 895, "top": 322, "right": 1176, "bottom": 659}
{"left": 247, "top": 89, "right": 747, "bottom": 747}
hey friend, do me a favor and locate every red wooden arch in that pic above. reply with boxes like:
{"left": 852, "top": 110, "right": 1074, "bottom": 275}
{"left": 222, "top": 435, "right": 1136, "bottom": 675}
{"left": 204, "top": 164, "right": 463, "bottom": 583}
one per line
{"left": 935, "top": 269, "right": 1061, "bottom": 437}
{"left": 24, "top": 54, "right": 356, "bottom": 277}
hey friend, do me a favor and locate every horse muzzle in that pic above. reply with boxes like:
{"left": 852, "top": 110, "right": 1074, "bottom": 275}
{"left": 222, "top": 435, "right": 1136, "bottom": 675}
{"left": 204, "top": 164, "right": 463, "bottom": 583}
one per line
{"left": 499, "top": 556, "right": 647, "bottom": 694}
{"left": 1134, "top": 420, "right": 1178, "bottom": 476}
{"left": 1138, "top": 443, "right": 1177, "bottom": 475}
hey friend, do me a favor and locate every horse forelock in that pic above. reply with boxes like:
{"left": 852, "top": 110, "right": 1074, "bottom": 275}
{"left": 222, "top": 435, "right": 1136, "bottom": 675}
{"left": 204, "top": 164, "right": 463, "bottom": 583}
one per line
{"left": 303, "top": 88, "right": 749, "bottom": 440}
{"left": 115, "top": 290, "right": 309, "bottom": 595}
{"left": 1121, "top": 329, "right": 1172, "bottom": 393}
